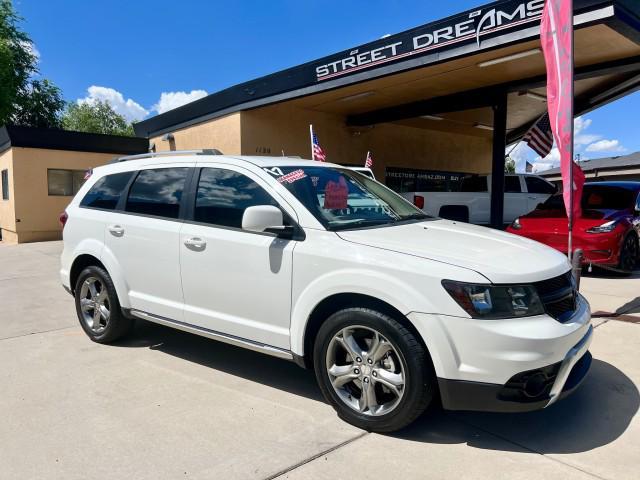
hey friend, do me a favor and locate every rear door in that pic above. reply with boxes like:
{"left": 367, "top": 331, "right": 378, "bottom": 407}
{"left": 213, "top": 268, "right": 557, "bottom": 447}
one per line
{"left": 104, "top": 164, "right": 193, "bottom": 321}
{"left": 525, "top": 176, "right": 556, "bottom": 212}
{"left": 503, "top": 175, "right": 525, "bottom": 223}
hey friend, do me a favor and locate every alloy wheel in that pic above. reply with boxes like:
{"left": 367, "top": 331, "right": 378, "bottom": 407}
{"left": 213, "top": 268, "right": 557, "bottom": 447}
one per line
{"left": 79, "top": 276, "right": 110, "bottom": 333}
{"left": 325, "top": 325, "right": 406, "bottom": 416}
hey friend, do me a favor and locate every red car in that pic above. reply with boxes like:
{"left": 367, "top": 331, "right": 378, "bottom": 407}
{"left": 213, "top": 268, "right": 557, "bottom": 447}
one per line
{"left": 507, "top": 181, "right": 640, "bottom": 273}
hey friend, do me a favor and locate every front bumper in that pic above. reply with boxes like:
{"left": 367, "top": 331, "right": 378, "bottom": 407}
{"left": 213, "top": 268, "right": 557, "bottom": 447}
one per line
{"left": 438, "top": 326, "right": 593, "bottom": 412}
{"left": 407, "top": 294, "right": 592, "bottom": 412}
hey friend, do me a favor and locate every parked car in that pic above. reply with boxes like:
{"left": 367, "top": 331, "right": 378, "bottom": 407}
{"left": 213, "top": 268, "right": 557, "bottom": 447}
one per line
{"left": 508, "top": 181, "right": 640, "bottom": 273}
{"left": 60, "top": 152, "right": 592, "bottom": 432}
{"left": 402, "top": 173, "right": 556, "bottom": 224}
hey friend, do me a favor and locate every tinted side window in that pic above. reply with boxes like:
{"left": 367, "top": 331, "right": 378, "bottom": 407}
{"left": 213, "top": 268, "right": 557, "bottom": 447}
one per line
{"left": 505, "top": 176, "right": 522, "bottom": 193}
{"left": 80, "top": 172, "right": 133, "bottom": 210}
{"left": 126, "top": 168, "right": 188, "bottom": 219}
{"left": 460, "top": 175, "right": 488, "bottom": 192}
{"left": 195, "top": 168, "right": 277, "bottom": 228}
{"left": 526, "top": 177, "right": 556, "bottom": 194}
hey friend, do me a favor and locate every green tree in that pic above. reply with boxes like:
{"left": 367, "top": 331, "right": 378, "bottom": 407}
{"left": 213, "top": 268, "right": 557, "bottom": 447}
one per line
{"left": 62, "top": 100, "right": 135, "bottom": 137}
{"left": 504, "top": 156, "right": 516, "bottom": 174}
{"left": 0, "top": 0, "right": 64, "bottom": 127}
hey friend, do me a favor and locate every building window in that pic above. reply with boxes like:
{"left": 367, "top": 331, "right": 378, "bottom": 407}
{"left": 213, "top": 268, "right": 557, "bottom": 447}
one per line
{"left": 48, "top": 169, "right": 87, "bottom": 196}
{"left": 1, "top": 169, "right": 8, "bottom": 200}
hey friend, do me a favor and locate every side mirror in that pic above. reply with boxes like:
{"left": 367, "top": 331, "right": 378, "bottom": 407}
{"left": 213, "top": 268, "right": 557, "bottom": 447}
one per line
{"left": 242, "top": 205, "right": 286, "bottom": 234}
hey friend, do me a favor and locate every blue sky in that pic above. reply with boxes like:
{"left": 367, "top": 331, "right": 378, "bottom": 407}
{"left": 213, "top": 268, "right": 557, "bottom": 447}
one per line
{"left": 15, "top": 0, "right": 640, "bottom": 172}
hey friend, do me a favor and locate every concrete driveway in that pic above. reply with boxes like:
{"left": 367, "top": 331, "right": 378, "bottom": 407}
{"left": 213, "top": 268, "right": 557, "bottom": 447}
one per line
{"left": 1, "top": 241, "right": 639, "bottom": 480}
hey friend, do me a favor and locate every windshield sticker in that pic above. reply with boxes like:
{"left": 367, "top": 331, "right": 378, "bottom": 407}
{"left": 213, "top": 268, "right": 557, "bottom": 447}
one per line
{"left": 277, "top": 169, "right": 307, "bottom": 184}
{"left": 264, "top": 167, "right": 284, "bottom": 177}
{"left": 324, "top": 177, "right": 349, "bottom": 209}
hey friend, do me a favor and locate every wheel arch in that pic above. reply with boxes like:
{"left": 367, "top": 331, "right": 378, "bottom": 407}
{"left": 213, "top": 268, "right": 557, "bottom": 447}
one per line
{"left": 297, "top": 292, "right": 435, "bottom": 374}
{"left": 70, "top": 254, "right": 107, "bottom": 295}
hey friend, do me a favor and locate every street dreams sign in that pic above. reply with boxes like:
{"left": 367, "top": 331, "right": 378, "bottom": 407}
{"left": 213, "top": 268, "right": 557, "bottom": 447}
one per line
{"left": 315, "top": 0, "right": 545, "bottom": 81}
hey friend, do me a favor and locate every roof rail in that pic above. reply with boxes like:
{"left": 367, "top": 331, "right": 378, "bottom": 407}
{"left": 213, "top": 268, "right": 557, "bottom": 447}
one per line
{"left": 114, "top": 149, "right": 223, "bottom": 163}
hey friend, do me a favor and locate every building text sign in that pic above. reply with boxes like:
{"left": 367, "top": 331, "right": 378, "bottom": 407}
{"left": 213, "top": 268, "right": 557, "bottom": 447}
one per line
{"left": 315, "top": 0, "right": 545, "bottom": 81}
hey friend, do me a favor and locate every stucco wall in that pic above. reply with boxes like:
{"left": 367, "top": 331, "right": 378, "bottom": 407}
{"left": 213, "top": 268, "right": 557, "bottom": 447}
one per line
{"left": 149, "top": 112, "right": 242, "bottom": 155}
{"left": 6, "top": 148, "right": 122, "bottom": 243}
{"left": 0, "top": 149, "right": 17, "bottom": 242}
{"left": 148, "top": 103, "right": 493, "bottom": 183}
{"left": 240, "top": 103, "right": 493, "bottom": 179}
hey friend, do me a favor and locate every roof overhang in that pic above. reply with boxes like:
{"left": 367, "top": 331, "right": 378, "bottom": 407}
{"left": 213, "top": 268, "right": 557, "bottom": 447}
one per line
{"left": 134, "top": 0, "right": 640, "bottom": 139}
{"left": 0, "top": 125, "right": 149, "bottom": 155}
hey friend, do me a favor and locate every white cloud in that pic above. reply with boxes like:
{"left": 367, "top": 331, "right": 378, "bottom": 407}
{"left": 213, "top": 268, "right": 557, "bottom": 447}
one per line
{"left": 532, "top": 147, "right": 561, "bottom": 173}
{"left": 152, "top": 90, "right": 208, "bottom": 114}
{"left": 585, "top": 139, "right": 626, "bottom": 153}
{"left": 78, "top": 86, "right": 149, "bottom": 122}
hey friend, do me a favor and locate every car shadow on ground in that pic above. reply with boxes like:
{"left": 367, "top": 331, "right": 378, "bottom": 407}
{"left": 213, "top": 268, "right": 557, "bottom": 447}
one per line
{"left": 116, "top": 321, "right": 638, "bottom": 455}
{"left": 396, "top": 358, "right": 639, "bottom": 453}
{"left": 115, "top": 320, "right": 324, "bottom": 402}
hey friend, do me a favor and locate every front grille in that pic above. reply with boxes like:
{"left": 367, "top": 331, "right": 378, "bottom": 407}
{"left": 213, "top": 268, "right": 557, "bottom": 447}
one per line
{"left": 533, "top": 272, "right": 577, "bottom": 323}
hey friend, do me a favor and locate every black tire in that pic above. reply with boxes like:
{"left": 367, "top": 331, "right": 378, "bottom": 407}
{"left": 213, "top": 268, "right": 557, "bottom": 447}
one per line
{"left": 313, "top": 308, "right": 435, "bottom": 433}
{"left": 617, "top": 233, "right": 639, "bottom": 274}
{"left": 74, "top": 266, "right": 133, "bottom": 343}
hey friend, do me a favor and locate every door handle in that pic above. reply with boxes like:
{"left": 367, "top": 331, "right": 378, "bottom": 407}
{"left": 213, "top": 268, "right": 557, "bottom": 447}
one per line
{"left": 184, "top": 237, "right": 207, "bottom": 250}
{"left": 108, "top": 225, "right": 125, "bottom": 237}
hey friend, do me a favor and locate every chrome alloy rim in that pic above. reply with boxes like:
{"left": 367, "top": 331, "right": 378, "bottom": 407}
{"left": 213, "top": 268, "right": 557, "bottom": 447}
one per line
{"left": 325, "top": 326, "right": 406, "bottom": 416}
{"left": 79, "top": 277, "right": 110, "bottom": 333}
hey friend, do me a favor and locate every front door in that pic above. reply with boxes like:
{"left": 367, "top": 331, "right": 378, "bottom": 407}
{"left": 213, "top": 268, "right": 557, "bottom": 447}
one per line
{"left": 104, "top": 164, "right": 192, "bottom": 321}
{"left": 179, "top": 166, "right": 295, "bottom": 349}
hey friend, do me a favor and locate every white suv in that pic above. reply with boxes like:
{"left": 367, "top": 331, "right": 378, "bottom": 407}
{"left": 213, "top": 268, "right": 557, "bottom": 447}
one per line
{"left": 60, "top": 151, "right": 593, "bottom": 432}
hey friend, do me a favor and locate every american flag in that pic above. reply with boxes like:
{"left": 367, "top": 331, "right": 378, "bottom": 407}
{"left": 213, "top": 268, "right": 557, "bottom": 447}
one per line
{"left": 364, "top": 151, "right": 373, "bottom": 168}
{"left": 310, "top": 125, "right": 326, "bottom": 162}
{"left": 523, "top": 113, "right": 554, "bottom": 158}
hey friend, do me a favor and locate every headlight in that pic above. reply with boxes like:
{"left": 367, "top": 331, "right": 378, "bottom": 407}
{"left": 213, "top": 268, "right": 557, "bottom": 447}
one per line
{"left": 510, "top": 218, "right": 522, "bottom": 230}
{"left": 586, "top": 220, "right": 618, "bottom": 233}
{"left": 442, "top": 280, "right": 545, "bottom": 319}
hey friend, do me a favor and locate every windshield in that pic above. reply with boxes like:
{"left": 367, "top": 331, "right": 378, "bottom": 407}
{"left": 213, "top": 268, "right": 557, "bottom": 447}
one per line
{"left": 540, "top": 186, "right": 635, "bottom": 211}
{"left": 266, "top": 166, "right": 430, "bottom": 230}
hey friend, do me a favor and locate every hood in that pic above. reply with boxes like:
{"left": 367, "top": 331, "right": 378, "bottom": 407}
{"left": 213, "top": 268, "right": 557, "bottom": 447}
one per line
{"left": 524, "top": 207, "right": 625, "bottom": 222}
{"left": 337, "top": 219, "right": 570, "bottom": 284}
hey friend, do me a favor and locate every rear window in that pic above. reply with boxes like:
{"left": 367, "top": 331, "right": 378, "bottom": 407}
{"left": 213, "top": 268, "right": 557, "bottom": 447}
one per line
{"left": 505, "top": 176, "right": 521, "bottom": 193}
{"left": 125, "top": 168, "right": 189, "bottom": 219}
{"left": 80, "top": 172, "right": 133, "bottom": 210}
{"left": 583, "top": 186, "right": 635, "bottom": 210}
{"left": 526, "top": 176, "right": 556, "bottom": 194}
{"left": 540, "top": 186, "right": 635, "bottom": 211}
{"left": 459, "top": 175, "right": 488, "bottom": 192}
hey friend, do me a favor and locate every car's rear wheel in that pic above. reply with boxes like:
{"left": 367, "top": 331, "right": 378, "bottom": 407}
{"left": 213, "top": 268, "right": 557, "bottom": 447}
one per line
{"left": 313, "top": 308, "right": 435, "bottom": 432}
{"left": 74, "top": 266, "right": 133, "bottom": 343}
{"left": 617, "top": 233, "right": 639, "bottom": 274}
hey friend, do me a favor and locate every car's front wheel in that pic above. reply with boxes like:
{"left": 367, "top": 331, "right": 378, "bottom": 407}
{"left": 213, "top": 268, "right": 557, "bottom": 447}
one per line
{"left": 74, "top": 266, "right": 133, "bottom": 343}
{"left": 313, "top": 308, "right": 435, "bottom": 432}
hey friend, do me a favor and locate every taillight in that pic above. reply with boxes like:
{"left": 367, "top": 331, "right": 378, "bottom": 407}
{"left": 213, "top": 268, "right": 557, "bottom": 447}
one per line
{"left": 413, "top": 195, "right": 425, "bottom": 210}
{"left": 59, "top": 211, "right": 68, "bottom": 229}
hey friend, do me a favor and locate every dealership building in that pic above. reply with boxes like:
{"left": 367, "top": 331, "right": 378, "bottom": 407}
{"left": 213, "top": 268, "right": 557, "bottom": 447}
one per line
{"left": 2, "top": 0, "right": 640, "bottom": 243}
{"left": 134, "top": 0, "right": 640, "bottom": 229}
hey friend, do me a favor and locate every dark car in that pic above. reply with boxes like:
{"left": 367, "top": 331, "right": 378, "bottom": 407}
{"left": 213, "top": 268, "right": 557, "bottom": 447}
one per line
{"left": 507, "top": 181, "right": 640, "bottom": 273}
